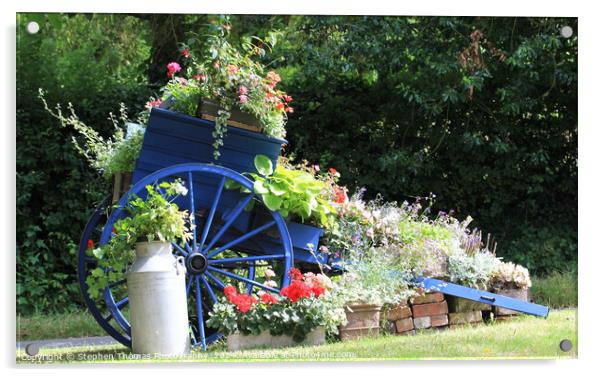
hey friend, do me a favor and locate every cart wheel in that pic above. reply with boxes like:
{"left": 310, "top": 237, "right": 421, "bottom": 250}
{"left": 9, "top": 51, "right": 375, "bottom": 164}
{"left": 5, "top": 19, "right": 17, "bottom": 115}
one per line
{"left": 77, "top": 195, "right": 132, "bottom": 347}
{"left": 91, "top": 163, "right": 293, "bottom": 350}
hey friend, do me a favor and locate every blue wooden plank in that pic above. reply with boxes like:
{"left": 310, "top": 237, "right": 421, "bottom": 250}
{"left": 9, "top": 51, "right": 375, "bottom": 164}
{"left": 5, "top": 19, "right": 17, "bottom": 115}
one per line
{"left": 132, "top": 108, "right": 285, "bottom": 184}
{"left": 413, "top": 277, "right": 549, "bottom": 317}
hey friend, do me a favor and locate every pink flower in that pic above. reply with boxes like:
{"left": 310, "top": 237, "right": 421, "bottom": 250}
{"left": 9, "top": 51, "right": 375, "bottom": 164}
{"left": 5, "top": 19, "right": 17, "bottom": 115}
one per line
{"left": 266, "top": 71, "right": 281, "bottom": 84}
{"left": 193, "top": 74, "right": 201, "bottom": 81}
{"left": 226, "top": 64, "right": 239, "bottom": 75}
{"left": 239, "top": 95, "right": 248, "bottom": 104}
{"left": 238, "top": 86, "right": 248, "bottom": 95}
{"left": 182, "top": 49, "right": 190, "bottom": 58}
{"left": 166, "top": 62, "right": 181, "bottom": 77}
{"left": 146, "top": 98, "right": 162, "bottom": 108}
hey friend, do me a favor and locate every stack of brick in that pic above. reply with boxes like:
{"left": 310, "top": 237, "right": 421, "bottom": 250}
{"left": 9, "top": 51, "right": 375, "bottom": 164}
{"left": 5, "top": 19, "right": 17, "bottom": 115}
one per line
{"left": 386, "top": 300, "right": 415, "bottom": 336}
{"left": 410, "top": 292, "right": 449, "bottom": 330}
{"left": 445, "top": 296, "right": 488, "bottom": 329}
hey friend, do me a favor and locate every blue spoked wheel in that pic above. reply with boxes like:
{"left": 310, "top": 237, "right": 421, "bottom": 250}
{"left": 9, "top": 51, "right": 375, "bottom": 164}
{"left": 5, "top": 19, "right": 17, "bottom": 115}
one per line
{"left": 77, "top": 163, "right": 294, "bottom": 350}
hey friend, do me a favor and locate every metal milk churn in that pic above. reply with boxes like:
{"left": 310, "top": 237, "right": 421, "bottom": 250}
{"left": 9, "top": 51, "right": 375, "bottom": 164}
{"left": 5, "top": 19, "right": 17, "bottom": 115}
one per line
{"left": 126, "top": 241, "right": 190, "bottom": 355}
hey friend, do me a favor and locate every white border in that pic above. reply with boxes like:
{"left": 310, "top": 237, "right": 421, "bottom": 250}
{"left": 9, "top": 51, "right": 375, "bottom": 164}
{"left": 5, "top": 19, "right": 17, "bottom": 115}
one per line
{"left": 3, "top": 1, "right": 599, "bottom": 375}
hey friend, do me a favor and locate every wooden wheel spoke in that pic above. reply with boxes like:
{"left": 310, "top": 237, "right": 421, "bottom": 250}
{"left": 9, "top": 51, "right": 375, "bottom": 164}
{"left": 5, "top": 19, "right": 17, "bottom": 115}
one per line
{"left": 207, "top": 266, "right": 279, "bottom": 294}
{"left": 206, "top": 220, "right": 276, "bottom": 259}
{"left": 202, "top": 194, "right": 253, "bottom": 254}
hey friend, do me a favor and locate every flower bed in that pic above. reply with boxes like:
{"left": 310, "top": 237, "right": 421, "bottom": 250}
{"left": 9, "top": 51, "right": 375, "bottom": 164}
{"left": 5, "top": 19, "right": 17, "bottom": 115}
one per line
{"left": 207, "top": 268, "right": 346, "bottom": 350}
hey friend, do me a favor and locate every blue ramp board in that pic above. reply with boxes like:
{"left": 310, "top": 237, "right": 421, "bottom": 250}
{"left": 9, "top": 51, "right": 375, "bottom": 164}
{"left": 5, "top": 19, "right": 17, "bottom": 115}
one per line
{"left": 413, "top": 277, "right": 549, "bottom": 318}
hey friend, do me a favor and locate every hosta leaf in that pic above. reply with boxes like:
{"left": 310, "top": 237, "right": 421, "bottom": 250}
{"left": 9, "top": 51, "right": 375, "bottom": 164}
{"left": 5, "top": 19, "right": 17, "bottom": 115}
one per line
{"left": 254, "top": 154, "right": 274, "bottom": 176}
{"left": 262, "top": 193, "right": 283, "bottom": 211}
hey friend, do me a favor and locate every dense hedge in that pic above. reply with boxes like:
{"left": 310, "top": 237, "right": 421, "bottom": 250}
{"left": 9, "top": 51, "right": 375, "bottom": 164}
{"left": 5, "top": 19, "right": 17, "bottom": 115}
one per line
{"left": 16, "top": 14, "right": 577, "bottom": 315}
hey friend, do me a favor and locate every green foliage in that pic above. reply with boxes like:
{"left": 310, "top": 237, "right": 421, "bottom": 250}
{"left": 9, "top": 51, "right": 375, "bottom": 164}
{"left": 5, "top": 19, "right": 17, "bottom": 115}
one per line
{"left": 39, "top": 91, "right": 145, "bottom": 179}
{"left": 86, "top": 181, "right": 192, "bottom": 299}
{"left": 447, "top": 246, "right": 499, "bottom": 289}
{"left": 275, "top": 16, "right": 577, "bottom": 275}
{"left": 530, "top": 269, "right": 577, "bottom": 308}
{"left": 333, "top": 248, "right": 414, "bottom": 306}
{"left": 16, "top": 13, "right": 152, "bottom": 315}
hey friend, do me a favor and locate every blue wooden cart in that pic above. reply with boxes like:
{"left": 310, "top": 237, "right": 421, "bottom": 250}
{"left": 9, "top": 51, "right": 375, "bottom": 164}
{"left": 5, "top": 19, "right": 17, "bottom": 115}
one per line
{"left": 77, "top": 108, "right": 548, "bottom": 351}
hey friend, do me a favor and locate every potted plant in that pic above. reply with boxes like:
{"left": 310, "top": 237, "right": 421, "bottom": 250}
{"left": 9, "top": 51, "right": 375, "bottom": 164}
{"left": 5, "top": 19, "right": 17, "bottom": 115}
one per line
{"left": 145, "top": 16, "right": 293, "bottom": 163}
{"left": 86, "top": 180, "right": 192, "bottom": 355}
{"left": 333, "top": 247, "right": 413, "bottom": 341}
{"left": 207, "top": 267, "right": 346, "bottom": 351}
{"left": 39, "top": 90, "right": 145, "bottom": 203}
{"left": 488, "top": 261, "right": 532, "bottom": 316}
{"left": 224, "top": 154, "right": 344, "bottom": 257}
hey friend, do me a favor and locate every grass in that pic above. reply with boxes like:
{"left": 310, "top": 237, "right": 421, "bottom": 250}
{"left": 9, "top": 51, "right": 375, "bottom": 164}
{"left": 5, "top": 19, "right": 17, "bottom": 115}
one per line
{"left": 16, "top": 309, "right": 577, "bottom": 363}
{"left": 530, "top": 270, "right": 577, "bottom": 308}
{"left": 17, "top": 309, "right": 106, "bottom": 341}
{"left": 16, "top": 271, "right": 577, "bottom": 342}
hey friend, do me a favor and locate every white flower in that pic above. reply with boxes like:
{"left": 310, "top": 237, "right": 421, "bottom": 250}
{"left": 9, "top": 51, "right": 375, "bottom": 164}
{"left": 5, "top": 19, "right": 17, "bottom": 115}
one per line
{"left": 264, "top": 280, "right": 278, "bottom": 288}
{"left": 264, "top": 268, "right": 276, "bottom": 279}
{"left": 173, "top": 182, "right": 188, "bottom": 196}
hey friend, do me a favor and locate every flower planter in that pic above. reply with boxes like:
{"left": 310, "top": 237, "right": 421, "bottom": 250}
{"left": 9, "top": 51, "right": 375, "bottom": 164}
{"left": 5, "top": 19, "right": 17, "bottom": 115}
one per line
{"left": 226, "top": 327, "right": 325, "bottom": 351}
{"left": 249, "top": 210, "right": 325, "bottom": 263}
{"left": 197, "top": 99, "right": 262, "bottom": 133}
{"left": 492, "top": 287, "right": 529, "bottom": 316}
{"left": 339, "top": 303, "right": 381, "bottom": 341}
{"left": 132, "top": 108, "right": 286, "bottom": 213}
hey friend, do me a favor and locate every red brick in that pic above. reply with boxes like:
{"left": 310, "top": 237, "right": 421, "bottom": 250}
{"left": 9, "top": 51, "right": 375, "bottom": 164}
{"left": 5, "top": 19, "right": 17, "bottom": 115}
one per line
{"left": 411, "top": 301, "right": 448, "bottom": 317}
{"left": 394, "top": 317, "right": 414, "bottom": 333}
{"left": 430, "top": 314, "right": 449, "bottom": 327}
{"left": 411, "top": 292, "right": 445, "bottom": 305}
{"left": 387, "top": 304, "right": 412, "bottom": 321}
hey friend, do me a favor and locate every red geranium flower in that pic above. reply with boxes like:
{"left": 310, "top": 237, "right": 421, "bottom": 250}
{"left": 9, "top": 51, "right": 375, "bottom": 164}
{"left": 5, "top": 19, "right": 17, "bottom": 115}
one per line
{"left": 328, "top": 168, "right": 337, "bottom": 175}
{"left": 182, "top": 49, "right": 190, "bottom": 58}
{"left": 260, "top": 293, "right": 278, "bottom": 304}
{"left": 288, "top": 268, "right": 303, "bottom": 281}
{"left": 280, "top": 280, "right": 312, "bottom": 302}
{"left": 333, "top": 186, "right": 348, "bottom": 204}
{"left": 224, "top": 285, "right": 237, "bottom": 300}
{"left": 87, "top": 239, "right": 94, "bottom": 250}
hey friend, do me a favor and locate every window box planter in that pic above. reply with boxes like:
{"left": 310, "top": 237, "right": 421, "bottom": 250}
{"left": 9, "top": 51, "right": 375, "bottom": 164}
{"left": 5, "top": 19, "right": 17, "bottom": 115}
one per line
{"left": 226, "top": 327, "right": 325, "bottom": 351}
{"left": 196, "top": 99, "right": 262, "bottom": 133}
{"left": 338, "top": 303, "right": 381, "bottom": 341}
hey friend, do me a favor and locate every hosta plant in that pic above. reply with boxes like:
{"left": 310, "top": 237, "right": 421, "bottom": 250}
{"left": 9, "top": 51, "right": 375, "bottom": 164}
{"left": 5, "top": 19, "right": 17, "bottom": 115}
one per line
{"left": 207, "top": 268, "right": 346, "bottom": 342}
{"left": 226, "top": 154, "right": 343, "bottom": 228}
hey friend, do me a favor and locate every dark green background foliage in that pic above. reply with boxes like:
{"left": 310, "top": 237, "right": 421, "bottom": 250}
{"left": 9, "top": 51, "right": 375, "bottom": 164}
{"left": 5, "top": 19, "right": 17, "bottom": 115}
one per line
{"left": 16, "top": 14, "right": 577, "bottom": 315}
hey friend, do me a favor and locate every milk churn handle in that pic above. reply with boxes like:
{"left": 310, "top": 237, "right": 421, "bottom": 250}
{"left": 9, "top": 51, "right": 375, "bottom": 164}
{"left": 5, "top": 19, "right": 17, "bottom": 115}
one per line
{"left": 174, "top": 256, "right": 186, "bottom": 275}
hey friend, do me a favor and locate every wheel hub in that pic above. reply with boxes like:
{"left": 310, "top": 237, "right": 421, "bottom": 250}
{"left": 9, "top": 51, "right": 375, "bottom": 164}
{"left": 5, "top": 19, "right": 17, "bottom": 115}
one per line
{"left": 186, "top": 252, "right": 208, "bottom": 274}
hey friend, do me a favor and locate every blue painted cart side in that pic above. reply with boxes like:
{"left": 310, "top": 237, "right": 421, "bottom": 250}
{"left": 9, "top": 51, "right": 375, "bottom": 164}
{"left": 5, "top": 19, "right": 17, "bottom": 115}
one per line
{"left": 133, "top": 108, "right": 286, "bottom": 184}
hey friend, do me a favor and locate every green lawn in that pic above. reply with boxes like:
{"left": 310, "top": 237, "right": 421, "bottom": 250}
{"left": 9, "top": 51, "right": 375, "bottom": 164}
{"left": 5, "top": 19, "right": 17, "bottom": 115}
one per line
{"left": 17, "top": 309, "right": 577, "bottom": 363}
